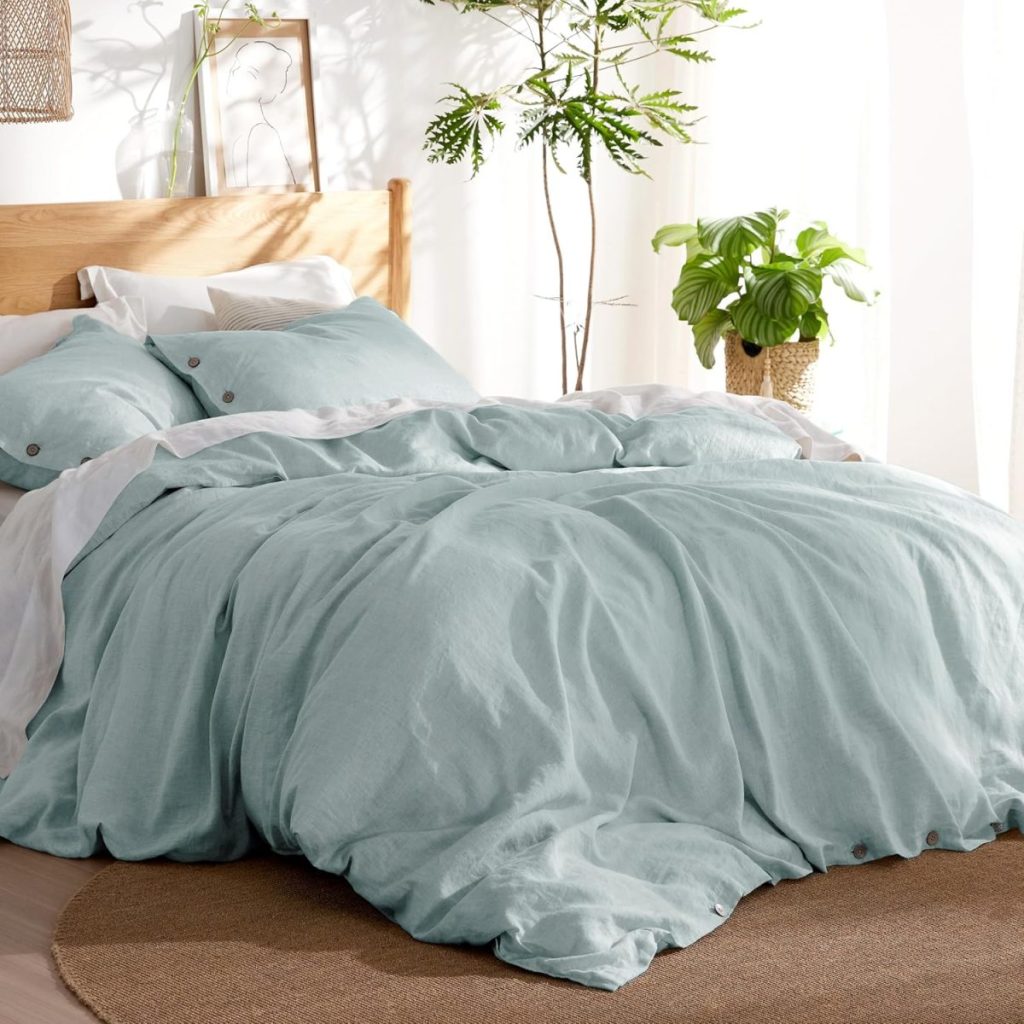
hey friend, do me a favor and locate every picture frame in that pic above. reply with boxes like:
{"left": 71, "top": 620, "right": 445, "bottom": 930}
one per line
{"left": 194, "top": 6, "right": 325, "bottom": 196}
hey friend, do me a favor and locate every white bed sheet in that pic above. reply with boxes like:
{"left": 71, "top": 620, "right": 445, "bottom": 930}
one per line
{"left": 0, "top": 483, "right": 23, "bottom": 525}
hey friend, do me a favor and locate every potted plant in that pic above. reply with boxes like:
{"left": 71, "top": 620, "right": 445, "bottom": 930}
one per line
{"left": 652, "top": 209, "right": 878, "bottom": 412}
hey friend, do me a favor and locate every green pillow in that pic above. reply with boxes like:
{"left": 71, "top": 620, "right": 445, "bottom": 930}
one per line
{"left": 0, "top": 316, "right": 206, "bottom": 490}
{"left": 145, "top": 298, "right": 480, "bottom": 417}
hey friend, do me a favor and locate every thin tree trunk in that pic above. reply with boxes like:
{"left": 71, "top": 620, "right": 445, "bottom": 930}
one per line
{"left": 543, "top": 146, "right": 570, "bottom": 396}
{"left": 537, "top": 9, "right": 570, "bottom": 395}
{"left": 575, "top": 24, "right": 601, "bottom": 392}
{"left": 575, "top": 176, "right": 597, "bottom": 392}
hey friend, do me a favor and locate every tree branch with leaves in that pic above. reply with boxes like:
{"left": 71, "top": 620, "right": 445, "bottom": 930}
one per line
{"left": 421, "top": 0, "right": 747, "bottom": 393}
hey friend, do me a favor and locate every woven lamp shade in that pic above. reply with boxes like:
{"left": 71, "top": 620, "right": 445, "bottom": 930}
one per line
{"left": 0, "top": 0, "right": 73, "bottom": 123}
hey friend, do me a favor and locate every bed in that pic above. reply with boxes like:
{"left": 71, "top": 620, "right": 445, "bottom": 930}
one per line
{"left": 0, "top": 184, "right": 1021, "bottom": 995}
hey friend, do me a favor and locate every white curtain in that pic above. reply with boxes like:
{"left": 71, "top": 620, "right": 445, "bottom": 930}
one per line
{"left": 1013, "top": 261, "right": 1024, "bottom": 517}
{"left": 1011, "top": 276, "right": 1019, "bottom": 516}
{"left": 964, "top": 0, "right": 1024, "bottom": 515}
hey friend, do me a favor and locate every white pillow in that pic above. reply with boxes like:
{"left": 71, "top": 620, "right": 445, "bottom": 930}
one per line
{"left": 0, "top": 297, "right": 147, "bottom": 376}
{"left": 79, "top": 256, "right": 356, "bottom": 335}
{"left": 208, "top": 288, "right": 342, "bottom": 332}
{"left": 0, "top": 483, "right": 24, "bottom": 525}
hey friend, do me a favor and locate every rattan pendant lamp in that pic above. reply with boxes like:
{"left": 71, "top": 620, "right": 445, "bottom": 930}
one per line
{"left": 0, "top": 0, "right": 73, "bottom": 122}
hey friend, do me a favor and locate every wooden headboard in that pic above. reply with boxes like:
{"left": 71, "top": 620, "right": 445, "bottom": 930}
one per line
{"left": 0, "top": 179, "right": 411, "bottom": 318}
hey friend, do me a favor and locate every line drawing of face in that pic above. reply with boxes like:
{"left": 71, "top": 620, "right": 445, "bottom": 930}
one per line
{"left": 225, "top": 40, "right": 299, "bottom": 188}
{"left": 227, "top": 40, "right": 293, "bottom": 105}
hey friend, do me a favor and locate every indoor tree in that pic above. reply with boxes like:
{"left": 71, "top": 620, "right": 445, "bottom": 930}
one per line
{"left": 421, "top": 0, "right": 747, "bottom": 393}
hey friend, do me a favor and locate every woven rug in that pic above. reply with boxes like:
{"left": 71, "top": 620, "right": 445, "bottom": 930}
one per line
{"left": 53, "top": 833, "right": 1024, "bottom": 1024}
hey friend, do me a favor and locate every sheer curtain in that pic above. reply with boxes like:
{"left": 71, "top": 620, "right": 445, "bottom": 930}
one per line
{"left": 1014, "top": 276, "right": 1024, "bottom": 515}
{"left": 965, "top": 1, "right": 1024, "bottom": 515}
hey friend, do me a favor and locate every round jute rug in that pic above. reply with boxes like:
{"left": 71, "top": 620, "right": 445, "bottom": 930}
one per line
{"left": 53, "top": 834, "right": 1024, "bottom": 1024}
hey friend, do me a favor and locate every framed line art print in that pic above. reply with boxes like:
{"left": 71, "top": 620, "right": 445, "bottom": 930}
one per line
{"left": 195, "top": 9, "right": 325, "bottom": 195}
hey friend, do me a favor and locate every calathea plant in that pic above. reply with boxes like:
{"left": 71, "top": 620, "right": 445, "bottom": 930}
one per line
{"left": 421, "top": 0, "right": 747, "bottom": 394}
{"left": 652, "top": 209, "right": 877, "bottom": 368}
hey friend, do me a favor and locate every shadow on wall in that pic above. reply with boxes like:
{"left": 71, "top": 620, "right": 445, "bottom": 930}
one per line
{"left": 314, "top": 1, "right": 551, "bottom": 389}
{"left": 73, "top": 0, "right": 200, "bottom": 200}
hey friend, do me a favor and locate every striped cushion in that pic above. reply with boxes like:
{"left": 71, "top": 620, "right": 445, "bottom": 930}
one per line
{"left": 208, "top": 288, "right": 346, "bottom": 332}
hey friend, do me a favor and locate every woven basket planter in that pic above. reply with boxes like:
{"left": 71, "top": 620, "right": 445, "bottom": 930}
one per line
{"left": 767, "top": 340, "right": 819, "bottom": 413}
{"left": 0, "top": 0, "right": 73, "bottom": 123}
{"left": 724, "top": 331, "right": 767, "bottom": 397}
{"left": 724, "top": 333, "right": 820, "bottom": 413}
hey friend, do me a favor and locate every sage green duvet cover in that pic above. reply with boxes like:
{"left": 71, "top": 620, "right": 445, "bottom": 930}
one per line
{"left": 1, "top": 403, "right": 1022, "bottom": 990}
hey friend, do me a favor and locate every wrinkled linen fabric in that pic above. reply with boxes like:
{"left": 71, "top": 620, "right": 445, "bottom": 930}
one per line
{"left": 1, "top": 387, "right": 1021, "bottom": 990}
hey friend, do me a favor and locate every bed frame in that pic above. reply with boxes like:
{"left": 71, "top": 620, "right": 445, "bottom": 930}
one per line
{"left": 0, "top": 179, "right": 411, "bottom": 319}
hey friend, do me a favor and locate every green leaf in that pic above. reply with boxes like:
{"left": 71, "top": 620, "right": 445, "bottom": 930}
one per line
{"left": 696, "top": 1, "right": 748, "bottom": 22}
{"left": 423, "top": 85, "right": 505, "bottom": 175}
{"left": 731, "top": 295, "right": 799, "bottom": 347}
{"left": 748, "top": 263, "right": 821, "bottom": 320}
{"left": 816, "top": 244, "right": 868, "bottom": 268}
{"left": 697, "top": 210, "right": 780, "bottom": 259}
{"left": 520, "top": 88, "right": 660, "bottom": 182}
{"left": 795, "top": 222, "right": 829, "bottom": 256}
{"left": 825, "top": 259, "right": 879, "bottom": 304}
{"left": 799, "top": 303, "right": 828, "bottom": 341}
{"left": 666, "top": 47, "right": 713, "bottom": 62}
{"left": 796, "top": 223, "right": 867, "bottom": 266}
{"left": 652, "top": 214, "right": 710, "bottom": 260}
{"left": 692, "top": 307, "right": 733, "bottom": 369}
{"left": 671, "top": 255, "right": 740, "bottom": 324}
{"left": 652, "top": 223, "right": 697, "bottom": 253}
{"left": 632, "top": 89, "right": 698, "bottom": 144}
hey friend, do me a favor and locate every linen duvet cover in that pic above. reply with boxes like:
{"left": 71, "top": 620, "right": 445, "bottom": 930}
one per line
{"left": 0, "top": 387, "right": 1022, "bottom": 991}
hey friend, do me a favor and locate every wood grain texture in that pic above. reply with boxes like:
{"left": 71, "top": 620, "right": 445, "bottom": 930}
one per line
{"left": 388, "top": 177, "right": 412, "bottom": 321}
{"left": 0, "top": 840, "right": 107, "bottom": 1024}
{"left": 0, "top": 181, "right": 412, "bottom": 319}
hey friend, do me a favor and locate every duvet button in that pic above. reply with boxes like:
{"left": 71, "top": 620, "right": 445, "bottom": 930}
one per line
{"left": 852, "top": 843, "right": 868, "bottom": 860}
{"left": 187, "top": 356, "right": 201, "bottom": 369}
{"left": 25, "top": 443, "right": 40, "bottom": 457}
{"left": 926, "top": 830, "right": 940, "bottom": 847}
{"left": 713, "top": 903, "right": 728, "bottom": 918}
{"left": 222, "top": 390, "right": 235, "bottom": 404}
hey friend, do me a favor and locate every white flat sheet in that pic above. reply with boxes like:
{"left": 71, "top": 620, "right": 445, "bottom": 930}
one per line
{"left": 0, "top": 484, "right": 23, "bottom": 525}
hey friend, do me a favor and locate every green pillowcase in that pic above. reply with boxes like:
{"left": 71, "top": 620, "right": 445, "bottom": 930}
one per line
{"left": 145, "top": 298, "right": 480, "bottom": 417}
{"left": 0, "top": 316, "right": 207, "bottom": 490}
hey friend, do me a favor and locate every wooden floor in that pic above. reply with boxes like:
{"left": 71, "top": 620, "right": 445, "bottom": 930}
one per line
{"left": 0, "top": 840, "right": 107, "bottom": 1024}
